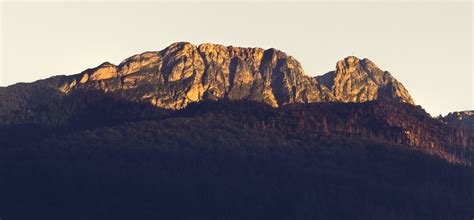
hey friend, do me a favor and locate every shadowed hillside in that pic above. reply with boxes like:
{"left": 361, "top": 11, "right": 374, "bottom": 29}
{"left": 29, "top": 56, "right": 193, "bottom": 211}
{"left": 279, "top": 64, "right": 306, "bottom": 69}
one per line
{"left": 0, "top": 91, "right": 472, "bottom": 220}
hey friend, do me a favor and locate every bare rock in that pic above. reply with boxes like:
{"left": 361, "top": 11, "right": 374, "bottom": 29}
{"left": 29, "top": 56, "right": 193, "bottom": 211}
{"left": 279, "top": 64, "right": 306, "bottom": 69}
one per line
{"left": 52, "top": 43, "right": 416, "bottom": 109}
{"left": 316, "top": 56, "right": 414, "bottom": 104}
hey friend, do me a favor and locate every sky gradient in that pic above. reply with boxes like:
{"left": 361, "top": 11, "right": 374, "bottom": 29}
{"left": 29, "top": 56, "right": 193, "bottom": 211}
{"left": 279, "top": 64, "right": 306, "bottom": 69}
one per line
{"left": 1, "top": 1, "right": 472, "bottom": 116}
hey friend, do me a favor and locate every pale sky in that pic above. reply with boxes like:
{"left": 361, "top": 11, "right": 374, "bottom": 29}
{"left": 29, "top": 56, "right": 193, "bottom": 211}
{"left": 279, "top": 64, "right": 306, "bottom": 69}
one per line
{"left": 0, "top": 1, "right": 472, "bottom": 116}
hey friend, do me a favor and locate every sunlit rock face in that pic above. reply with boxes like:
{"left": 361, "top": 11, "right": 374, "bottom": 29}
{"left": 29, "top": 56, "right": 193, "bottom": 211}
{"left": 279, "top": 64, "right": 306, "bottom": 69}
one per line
{"left": 54, "top": 42, "right": 415, "bottom": 109}
{"left": 315, "top": 56, "right": 414, "bottom": 104}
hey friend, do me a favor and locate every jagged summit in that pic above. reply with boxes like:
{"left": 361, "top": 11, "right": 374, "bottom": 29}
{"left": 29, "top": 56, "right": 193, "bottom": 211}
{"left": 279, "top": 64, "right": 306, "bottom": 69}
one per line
{"left": 2, "top": 42, "right": 415, "bottom": 112}
{"left": 316, "top": 55, "right": 414, "bottom": 104}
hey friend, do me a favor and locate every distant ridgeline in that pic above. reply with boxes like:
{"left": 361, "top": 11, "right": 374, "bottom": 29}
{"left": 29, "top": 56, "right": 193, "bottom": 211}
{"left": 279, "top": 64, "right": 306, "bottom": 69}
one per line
{"left": 0, "top": 42, "right": 472, "bottom": 220}
{"left": 0, "top": 42, "right": 414, "bottom": 114}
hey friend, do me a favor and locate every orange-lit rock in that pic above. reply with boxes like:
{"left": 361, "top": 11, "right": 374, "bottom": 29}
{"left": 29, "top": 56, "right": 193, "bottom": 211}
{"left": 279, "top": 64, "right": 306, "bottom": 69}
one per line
{"left": 53, "top": 42, "right": 415, "bottom": 109}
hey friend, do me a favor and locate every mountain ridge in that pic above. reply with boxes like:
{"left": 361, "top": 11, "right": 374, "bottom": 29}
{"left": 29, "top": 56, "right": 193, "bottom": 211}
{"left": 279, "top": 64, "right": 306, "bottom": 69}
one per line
{"left": 0, "top": 42, "right": 415, "bottom": 113}
{"left": 441, "top": 110, "right": 474, "bottom": 134}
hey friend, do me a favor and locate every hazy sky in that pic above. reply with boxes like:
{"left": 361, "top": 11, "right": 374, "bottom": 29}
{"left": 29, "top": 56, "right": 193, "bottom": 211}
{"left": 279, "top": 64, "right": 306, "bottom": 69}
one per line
{"left": 0, "top": 1, "right": 472, "bottom": 116}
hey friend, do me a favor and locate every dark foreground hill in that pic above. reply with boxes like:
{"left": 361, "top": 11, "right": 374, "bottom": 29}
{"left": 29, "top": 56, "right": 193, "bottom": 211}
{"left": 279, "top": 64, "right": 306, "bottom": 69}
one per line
{"left": 0, "top": 91, "right": 472, "bottom": 220}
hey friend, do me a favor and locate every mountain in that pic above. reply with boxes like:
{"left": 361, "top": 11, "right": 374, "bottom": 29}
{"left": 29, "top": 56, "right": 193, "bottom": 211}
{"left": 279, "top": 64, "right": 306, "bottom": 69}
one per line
{"left": 0, "top": 42, "right": 414, "bottom": 114}
{"left": 0, "top": 42, "right": 471, "bottom": 220}
{"left": 441, "top": 111, "right": 474, "bottom": 133}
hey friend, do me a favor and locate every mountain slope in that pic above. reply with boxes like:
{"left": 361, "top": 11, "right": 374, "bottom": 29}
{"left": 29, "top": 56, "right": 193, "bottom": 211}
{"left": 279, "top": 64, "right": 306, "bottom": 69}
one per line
{"left": 0, "top": 91, "right": 470, "bottom": 164}
{"left": 442, "top": 111, "right": 474, "bottom": 133}
{"left": 0, "top": 97, "right": 471, "bottom": 220}
{"left": 0, "top": 42, "right": 414, "bottom": 113}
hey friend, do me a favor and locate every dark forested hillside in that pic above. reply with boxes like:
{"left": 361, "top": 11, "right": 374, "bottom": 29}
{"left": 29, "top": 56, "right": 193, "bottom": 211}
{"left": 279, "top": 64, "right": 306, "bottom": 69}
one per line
{"left": 442, "top": 111, "right": 474, "bottom": 134}
{"left": 0, "top": 91, "right": 472, "bottom": 220}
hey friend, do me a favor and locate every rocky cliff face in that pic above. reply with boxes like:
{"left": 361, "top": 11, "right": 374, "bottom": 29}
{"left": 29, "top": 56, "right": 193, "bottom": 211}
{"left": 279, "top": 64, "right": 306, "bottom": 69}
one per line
{"left": 55, "top": 42, "right": 321, "bottom": 109}
{"left": 315, "top": 56, "right": 414, "bottom": 104}
{"left": 4, "top": 42, "right": 415, "bottom": 111}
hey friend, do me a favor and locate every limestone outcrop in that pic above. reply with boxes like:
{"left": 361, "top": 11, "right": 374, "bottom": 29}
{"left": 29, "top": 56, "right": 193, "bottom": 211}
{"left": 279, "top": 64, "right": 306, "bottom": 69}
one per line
{"left": 26, "top": 42, "right": 417, "bottom": 109}
{"left": 315, "top": 56, "right": 414, "bottom": 104}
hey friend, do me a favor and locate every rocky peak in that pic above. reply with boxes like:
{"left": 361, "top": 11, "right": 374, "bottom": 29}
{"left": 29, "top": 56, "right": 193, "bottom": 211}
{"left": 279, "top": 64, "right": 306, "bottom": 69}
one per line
{"left": 316, "top": 56, "right": 414, "bottom": 104}
{"left": 40, "top": 43, "right": 416, "bottom": 110}
{"left": 336, "top": 56, "right": 361, "bottom": 73}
